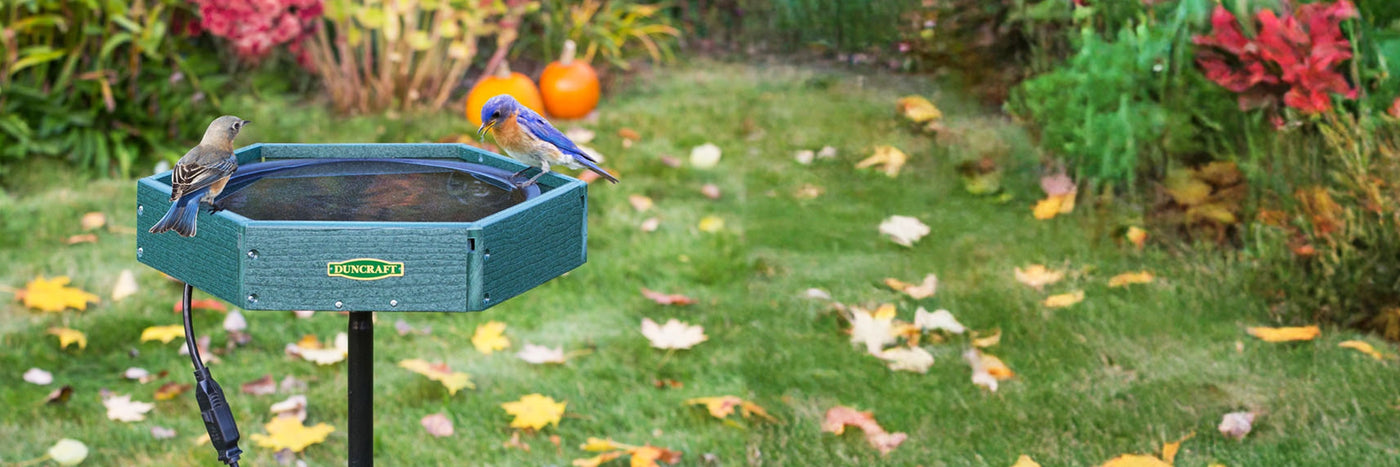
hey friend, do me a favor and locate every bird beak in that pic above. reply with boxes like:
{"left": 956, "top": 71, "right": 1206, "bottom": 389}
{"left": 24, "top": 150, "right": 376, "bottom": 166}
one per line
{"left": 477, "top": 119, "right": 496, "bottom": 140}
{"left": 241, "top": 120, "right": 252, "bottom": 126}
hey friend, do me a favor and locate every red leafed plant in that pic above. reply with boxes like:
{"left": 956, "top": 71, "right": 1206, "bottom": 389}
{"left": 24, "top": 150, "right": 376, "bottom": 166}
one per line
{"left": 192, "top": 0, "right": 324, "bottom": 66}
{"left": 1193, "top": 1, "right": 1358, "bottom": 115}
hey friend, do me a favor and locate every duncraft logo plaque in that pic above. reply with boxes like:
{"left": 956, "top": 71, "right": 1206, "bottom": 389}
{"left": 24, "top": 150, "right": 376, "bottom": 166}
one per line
{"left": 327, "top": 258, "right": 404, "bottom": 280}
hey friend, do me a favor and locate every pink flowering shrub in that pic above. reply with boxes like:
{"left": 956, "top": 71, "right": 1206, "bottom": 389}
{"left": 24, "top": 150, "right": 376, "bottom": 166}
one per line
{"left": 1193, "top": 1, "right": 1358, "bottom": 115}
{"left": 192, "top": 0, "right": 324, "bottom": 65}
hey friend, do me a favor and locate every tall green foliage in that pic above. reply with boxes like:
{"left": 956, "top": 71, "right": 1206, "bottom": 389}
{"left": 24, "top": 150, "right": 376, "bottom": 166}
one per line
{"left": 1009, "top": 0, "right": 1243, "bottom": 189}
{"left": 0, "top": 0, "right": 225, "bottom": 180}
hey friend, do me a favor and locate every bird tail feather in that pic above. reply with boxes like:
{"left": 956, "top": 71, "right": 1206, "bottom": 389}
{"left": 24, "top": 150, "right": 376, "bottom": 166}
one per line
{"left": 149, "top": 199, "right": 200, "bottom": 237}
{"left": 574, "top": 156, "right": 619, "bottom": 184}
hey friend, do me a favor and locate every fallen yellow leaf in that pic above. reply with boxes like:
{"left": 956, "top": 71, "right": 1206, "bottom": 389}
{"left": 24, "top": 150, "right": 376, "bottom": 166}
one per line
{"left": 398, "top": 359, "right": 475, "bottom": 395}
{"left": 971, "top": 329, "right": 1002, "bottom": 348}
{"left": 580, "top": 437, "right": 632, "bottom": 452}
{"left": 1246, "top": 325, "right": 1320, "bottom": 342}
{"left": 18, "top": 276, "right": 99, "bottom": 312}
{"left": 1126, "top": 226, "right": 1148, "bottom": 249}
{"left": 684, "top": 396, "right": 776, "bottom": 421}
{"left": 896, "top": 95, "right": 942, "bottom": 123}
{"left": 697, "top": 216, "right": 725, "bottom": 233}
{"left": 472, "top": 321, "right": 510, "bottom": 354}
{"left": 81, "top": 212, "right": 107, "bottom": 230}
{"left": 1161, "top": 432, "right": 1195, "bottom": 464}
{"left": 980, "top": 353, "right": 1014, "bottom": 380}
{"left": 501, "top": 394, "right": 567, "bottom": 431}
{"left": 48, "top": 327, "right": 87, "bottom": 350}
{"left": 1011, "top": 455, "right": 1042, "bottom": 467}
{"left": 856, "top": 145, "right": 908, "bottom": 178}
{"left": 1109, "top": 271, "right": 1155, "bottom": 288}
{"left": 1032, "top": 192, "right": 1076, "bottom": 220}
{"left": 1338, "top": 340, "right": 1386, "bottom": 360}
{"left": 140, "top": 325, "right": 185, "bottom": 344}
{"left": 885, "top": 274, "right": 937, "bottom": 299}
{"left": 1043, "top": 290, "right": 1085, "bottom": 308}
{"left": 572, "top": 451, "right": 625, "bottom": 467}
{"left": 249, "top": 416, "right": 335, "bottom": 453}
{"left": 628, "top": 445, "right": 683, "bottom": 467}
{"left": 154, "top": 382, "right": 191, "bottom": 401}
{"left": 1014, "top": 265, "right": 1064, "bottom": 290}
{"left": 1100, "top": 454, "right": 1171, "bottom": 467}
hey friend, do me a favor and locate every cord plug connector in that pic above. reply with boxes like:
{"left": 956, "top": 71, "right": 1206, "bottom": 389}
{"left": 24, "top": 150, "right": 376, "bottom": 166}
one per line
{"left": 194, "top": 367, "right": 243, "bottom": 466}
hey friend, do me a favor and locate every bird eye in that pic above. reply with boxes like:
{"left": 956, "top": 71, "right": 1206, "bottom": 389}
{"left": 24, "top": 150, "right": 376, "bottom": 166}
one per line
{"left": 492, "top": 111, "right": 500, "bottom": 119}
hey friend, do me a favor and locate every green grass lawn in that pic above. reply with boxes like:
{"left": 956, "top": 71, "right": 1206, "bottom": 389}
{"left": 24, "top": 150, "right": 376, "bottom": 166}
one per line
{"left": 2, "top": 62, "right": 1398, "bottom": 466}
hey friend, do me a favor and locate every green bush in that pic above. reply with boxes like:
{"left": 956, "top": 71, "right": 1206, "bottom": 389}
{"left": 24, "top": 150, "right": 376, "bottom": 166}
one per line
{"left": 1010, "top": 21, "right": 1227, "bottom": 188}
{"left": 0, "top": 0, "right": 225, "bottom": 180}
{"left": 525, "top": 0, "right": 681, "bottom": 70}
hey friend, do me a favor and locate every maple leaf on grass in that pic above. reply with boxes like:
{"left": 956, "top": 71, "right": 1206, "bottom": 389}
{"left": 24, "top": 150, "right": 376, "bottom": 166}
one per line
{"left": 1032, "top": 192, "right": 1076, "bottom": 220}
{"left": 1218, "top": 411, "right": 1256, "bottom": 440}
{"left": 1339, "top": 340, "right": 1388, "bottom": 360}
{"left": 47, "top": 327, "right": 86, "bottom": 350}
{"left": 154, "top": 382, "right": 191, "bottom": 401}
{"left": 1246, "top": 325, "right": 1320, "bottom": 342}
{"left": 17, "top": 276, "right": 99, "bottom": 312}
{"left": 1014, "top": 265, "right": 1064, "bottom": 290}
{"left": 1043, "top": 290, "right": 1085, "bottom": 308}
{"left": 140, "top": 324, "right": 185, "bottom": 344}
{"left": 422, "top": 413, "right": 454, "bottom": 437}
{"left": 697, "top": 215, "right": 725, "bottom": 233}
{"left": 878, "top": 215, "right": 929, "bottom": 247}
{"left": 896, "top": 95, "right": 942, "bottom": 123}
{"left": 884, "top": 274, "right": 937, "bottom": 299}
{"left": 472, "top": 321, "right": 511, "bottom": 354}
{"left": 914, "top": 307, "right": 965, "bottom": 334}
{"left": 879, "top": 346, "right": 935, "bottom": 373}
{"left": 848, "top": 304, "right": 897, "bottom": 355}
{"left": 641, "top": 288, "right": 695, "bottom": 306}
{"left": 1012, "top": 455, "right": 1042, "bottom": 467}
{"left": 112, "top": 269, "right": 139, "bottom": 301}
{"left": 270, "top": 395, "right": 308, "bottom": 421}
{"left": 241, "top": 374, "right": 277, "bottom": 395}
{"left": 517, "top": 343, "right": 573, "bottom": 364}
{"left": 171, "top": 298, "right": 227, "bottom": 313}
{"left": 856, "top": 145, "right": 908, "bottom": 178}
{"left": 821, "top": 406, "right": 907, "bottom": 455}
{"left": 641, "top": 318, "right": 707, "bottom": 350}
{"left": 105, "top": 394, "right": 154, "bottom": 422}
{"left": 286, "top": 333, "right": 348, "bottom": 365}
{"left": 963, "top": 349, "right": 1013, "bottom": 392}
{"left": 47, "top": 438, "right": 89, "bottom": 466}
{"left": 249, "top": 416, "right": 335, "bottom": 453}
{"left": 24, "top": 368, "right": 53, "bottom": 385}
{"left": 1108, "top": 271, "right": 1155, "bottom": 288}
{"left": 971, "top": 329, "right": 1002, "bottom": 348}
{"left": 398, "top": 359, "right": 474, "bottom": 395}
{"left": 684, "top": 396, "right": 776, "bottom": 422}
{"left": 501, "top": 394, "right": 567, "bottom": 431}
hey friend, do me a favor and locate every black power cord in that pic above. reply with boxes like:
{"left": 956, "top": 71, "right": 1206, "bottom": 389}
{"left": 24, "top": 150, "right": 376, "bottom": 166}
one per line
{"left": 182, "top": 283, "right": 243, "bottom": 466}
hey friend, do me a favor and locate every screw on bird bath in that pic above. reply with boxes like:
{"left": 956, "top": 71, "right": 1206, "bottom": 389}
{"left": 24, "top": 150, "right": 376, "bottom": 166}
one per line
{"left": 389, "top": 300, "right": 399, "bottom": 307}
{"left": 137, "top": 205, "right": 144, "bottom": 216}
{"left": 247, "top": 249, "right": 259, "bottom": 259}
{"left": 335, "top": 301, "right": 344, "bottom": 309}
{"left": 247, "top": 294, "right": 258, "bottom": 304}
{"left": 136, "top": 247, "right": 143, "bottom": 258}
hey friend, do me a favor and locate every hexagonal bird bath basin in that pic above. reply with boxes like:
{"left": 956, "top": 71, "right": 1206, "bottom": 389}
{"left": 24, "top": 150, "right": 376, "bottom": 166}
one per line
{"left": 135, "top": 143, "right": 591, "bottom": 465}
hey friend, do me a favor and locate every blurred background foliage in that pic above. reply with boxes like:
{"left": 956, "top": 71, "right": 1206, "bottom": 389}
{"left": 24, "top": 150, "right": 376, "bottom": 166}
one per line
{"left": 4, "top": 0, "right": 1400, "bottom": 338}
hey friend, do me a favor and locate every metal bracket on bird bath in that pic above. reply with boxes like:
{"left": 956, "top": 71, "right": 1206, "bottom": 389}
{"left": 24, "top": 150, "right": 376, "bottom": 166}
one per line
{"left": 135, "top": 143, "right": 591, "bottom": 466}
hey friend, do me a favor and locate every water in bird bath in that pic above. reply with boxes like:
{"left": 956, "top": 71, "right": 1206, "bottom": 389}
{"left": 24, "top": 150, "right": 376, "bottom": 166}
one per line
{"left": 219, "top": 159, "right": 530, "bottom": 222}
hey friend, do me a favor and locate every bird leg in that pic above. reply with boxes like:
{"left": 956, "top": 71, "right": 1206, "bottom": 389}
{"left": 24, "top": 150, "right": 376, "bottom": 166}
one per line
{"left": 511, "top": 167, "right": 531, "bottom": 180}
{"left": 516, "top": 163, "right": 549, "bottom": 189}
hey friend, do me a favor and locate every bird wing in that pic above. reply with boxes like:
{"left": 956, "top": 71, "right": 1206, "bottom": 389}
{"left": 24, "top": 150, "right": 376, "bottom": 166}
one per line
{"left": 517, "top": 112, "right": 599, "bottom": 163}
{"left": 170, "top": 146, "right": 237, "bottom": 200}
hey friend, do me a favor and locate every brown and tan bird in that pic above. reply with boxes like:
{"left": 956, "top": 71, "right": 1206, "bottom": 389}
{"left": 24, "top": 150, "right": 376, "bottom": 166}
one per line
{"left": 149, "top": 115, "right": 249, "bottom": 237}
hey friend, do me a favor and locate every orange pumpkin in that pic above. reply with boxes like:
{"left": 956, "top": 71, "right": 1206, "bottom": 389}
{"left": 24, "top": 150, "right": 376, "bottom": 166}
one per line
{"left": 539, "top": 40, "right": 600, "bottom": 119}
{"left": 465, "top": 60, "right": 545, "bottom": 127}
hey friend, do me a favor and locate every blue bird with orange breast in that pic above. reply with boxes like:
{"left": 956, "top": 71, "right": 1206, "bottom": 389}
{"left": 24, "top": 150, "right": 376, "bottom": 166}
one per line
{"left": 477, "top": 95, "right": 619, "bottom": 188}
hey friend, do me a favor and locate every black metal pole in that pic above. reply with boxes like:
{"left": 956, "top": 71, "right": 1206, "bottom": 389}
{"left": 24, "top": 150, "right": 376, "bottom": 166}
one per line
{"left": 347, "top": 312, "right": 373, "bottom": 466}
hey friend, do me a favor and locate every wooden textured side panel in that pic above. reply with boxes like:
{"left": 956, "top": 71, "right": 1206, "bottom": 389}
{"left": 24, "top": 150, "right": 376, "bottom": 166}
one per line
{"left": 241, "top": 224, "right": 474, "bottom": 312}
{"left": 259, "top": 144, "right": 467, "bottom": 160}
{"left": 475, "top": 182, "right": 588, "bottom": 310}
{"left": 135, "top": 179, "right": 245, "bottom": 305}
